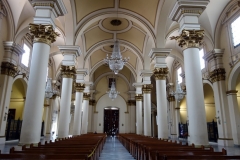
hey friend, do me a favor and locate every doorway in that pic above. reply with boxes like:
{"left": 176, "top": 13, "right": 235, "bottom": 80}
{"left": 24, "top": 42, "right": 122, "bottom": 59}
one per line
{"left": 104, "top": 107, "right": 119, "bottom": 136}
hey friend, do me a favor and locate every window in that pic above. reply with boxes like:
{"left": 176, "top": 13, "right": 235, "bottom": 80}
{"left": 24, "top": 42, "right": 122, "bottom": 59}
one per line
{"left": 231, "top": 16, "right": 240, "bottom": 48}
{"left": 177, "top": 67, "right": 182, "bottom": 84}
{"left": 108, "top": 78, "right": 116, "bottom": 88}
{"left": 22, "top": 44, "right": 30, "bottom": 67}
{"left": 199, "top": 49, "right": 205, "bottom": 70}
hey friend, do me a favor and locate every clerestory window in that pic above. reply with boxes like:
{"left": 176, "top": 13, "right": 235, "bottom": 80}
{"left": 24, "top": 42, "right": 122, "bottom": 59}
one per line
{"left": 231, "top": 16, "right": 240, "bottom": 48}
{"left": 22, "top": 44, "right": 30, "bottom": 67}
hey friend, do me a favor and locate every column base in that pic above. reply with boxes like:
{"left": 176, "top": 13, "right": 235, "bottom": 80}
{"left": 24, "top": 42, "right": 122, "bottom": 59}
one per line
{"left": 0, "top": 137, "right": 6, "bottom": 144}
{"left": 218, "top": 138, "right": 234, "bottom": 146}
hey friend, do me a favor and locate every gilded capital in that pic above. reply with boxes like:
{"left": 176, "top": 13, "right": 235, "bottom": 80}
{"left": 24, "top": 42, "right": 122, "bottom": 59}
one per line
{"left": 153, "top": 67, "right": 168, "bottom": 80}
{"left": 128, "top": 100, "right": 136, "bottom": 105}
{"left": 209, "top": 68, "right": 225, "bottom": 83}
{"left": 89, "top": 100, "right": 96, "bottom": 106}
{"left": 170, "top": 29, "right": 204, "bottom": 49}
{"left": 29, "top": 23, "right": 59, "bottom": 46}
{"left": 75, "top": 83, "right": 85, "bottom": 92}
{"left": 167, "top": 95, "right": 175, "bottom": 102}
{"left": 1, "top": 62, "right": 18, "bottom": 77}
{"left": 83, "top": 93, "right": 90, "bottom": 100}
{"left": 135, "top": 94, "right": 143, "bottom": 101}
{"left": 142, "top": 84, "right": 153, "bottom": 94}
{"left": 61, "top": 65, "right": 76, "bottom": 79}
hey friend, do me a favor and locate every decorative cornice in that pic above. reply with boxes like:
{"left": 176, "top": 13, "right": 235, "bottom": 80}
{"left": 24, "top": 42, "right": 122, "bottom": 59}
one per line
{"left": 128, "top": 100, "right": 136, "bottom": 105}
{"left": 61, "top": 65, "right": 76, "bottom": 79}
{"left": 135, "top": 94, "right": 143, "bottom": 101}
{"left": 75, "top": 83, "right": 85, "bottom": 92}
{"left": 142, "top": 84, "right": 153, "bottom": 94}
{"left": 209, "top": 68, "right": 225, "bottom": 83}
{"left": 83, "top": 93, "right": 90, "bottom": 100}
{"left": 1, "top": 62, "right": 18, "bottom": 77}
{"left": 29, "top": 23, "right": 59, "bottom": 46}
{"left": 170, "top": 29, "right": 204, "bottom": 49}
{"left": 153, "top": 67, "right": 168, "bottom": 80}
{"left": 167, "top": 95, "right": 175, "bottom": 102}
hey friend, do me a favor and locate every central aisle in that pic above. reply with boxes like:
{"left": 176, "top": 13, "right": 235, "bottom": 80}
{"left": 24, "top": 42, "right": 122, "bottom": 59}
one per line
{"left": 99, "top": 136, "right": 135, "bottom": 160}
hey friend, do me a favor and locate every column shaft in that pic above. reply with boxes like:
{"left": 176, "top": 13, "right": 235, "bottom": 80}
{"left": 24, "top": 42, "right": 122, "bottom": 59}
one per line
{"left": 20, "top": 43, "right": 50, "bottom": 144}
{"left": 184, "top": 48, "right": 208, "bottom": 146}
{"left": 136, "top": 100, "right": 143, "bottom": 135}
{"left": 58, "top": 77, "right": 73, "bottom": 138}
{"left": 175, "top": 106, "right": 181, "bottom": 137}
{"left": 156, "top": 80, "right": 168, "bottom": 139}
{"left": 143, "top": 93, "right": 151, "bottom": 136}
{"left": 130, "top": 104, "right": 136, "bottom": 133}
{"left": 73, "top": 92, "right": 83, "bottom": 135}
{"left": 169, "top": 98, "right": 177, "bottom": 139}
{"left": 81, "top": 97, "right": 89, "bottom": 134}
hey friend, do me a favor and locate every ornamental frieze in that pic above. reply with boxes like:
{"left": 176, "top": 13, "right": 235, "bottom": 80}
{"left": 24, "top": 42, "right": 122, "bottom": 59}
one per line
{"left": 29, "top": 23, "right": 59, "bottom": 45}
{"left": 153, "top": 67, "right": 169, "bottom": 80}
{"left": 75, "top": 83, "right": 85, "bottom": 92}
{"left": 61, "top": 65, "right": 76, "bottom": 79}
{"left": 142, "top": 84, "right": 153, "bottom": 94}
{"left": 1, "top": 62, "right": 18, "bottom": 77}
{"left": 170, "top": 29, "right": 204, "bottom": 49}
{"left": 209, "top": 68, "right": 225, "bottom": 83}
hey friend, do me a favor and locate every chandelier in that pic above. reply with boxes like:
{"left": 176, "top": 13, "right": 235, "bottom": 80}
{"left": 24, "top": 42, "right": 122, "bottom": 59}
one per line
{"left": 45, "top": 78, "right": 58, "bottom": 100}
{"left": 107, "top": 81, "right": 119, "bottom": 100}
{"left": 104, "top": 40, "right": 129, "bottom": 74}
{"left": 172, "top": 80, "right": 185, "bottom": 102}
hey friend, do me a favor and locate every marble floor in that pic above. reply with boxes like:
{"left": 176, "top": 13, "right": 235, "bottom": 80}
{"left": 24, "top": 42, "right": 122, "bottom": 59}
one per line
{"left": 99, "top": 136, "right": 135, "bottom": 160}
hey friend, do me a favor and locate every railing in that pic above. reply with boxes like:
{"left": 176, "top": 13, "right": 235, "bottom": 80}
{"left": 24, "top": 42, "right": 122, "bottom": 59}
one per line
{"left": 5, "top": 119, "right": 44, "bottom": 141}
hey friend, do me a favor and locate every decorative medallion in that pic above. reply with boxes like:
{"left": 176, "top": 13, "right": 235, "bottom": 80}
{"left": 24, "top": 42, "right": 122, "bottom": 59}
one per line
{"left": 110, "top": 19, "right": 122, "bottom": 26}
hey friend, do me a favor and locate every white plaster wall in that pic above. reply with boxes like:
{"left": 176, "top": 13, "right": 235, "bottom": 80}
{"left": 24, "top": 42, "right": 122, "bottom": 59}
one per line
{"left": 95, "top": 94, "right": 127, "bottom": 133}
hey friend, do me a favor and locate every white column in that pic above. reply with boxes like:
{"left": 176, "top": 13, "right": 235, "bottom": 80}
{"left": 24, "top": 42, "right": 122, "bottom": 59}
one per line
{"left": 45, "top": 97, "right": 55, "bottom": 138}
{"left": 135, "top": 94, "right": 143, "bottom": 135}
{"left": 227, "top": 90, "right": 240, "bottom": 145}
{"left": 175, "top": 105, "right": 181, "bottom": 138}
{"left": 142, "top": 84, "right": 152, "bottom": 136}
{"left": 130, "top": 101, "right": 136, "bottom": 133}
{"left": 168, "top": 95, "right": 177, "bottom": 139}
{"left": 204, "top": 49, "right": 233, "bottom": 146}
{"left": 72, "top": 83, "right": 84, "bottom": 136}
{"left": 149, "top": 49, "right": 171, "bottom": 139}
{"left": 0, "top": 42, "right": 23, "bottom": 144}
{"left": 20, "top": 0, "right": 67, "bottom": 145}
{"left": 88, "top": 102, "right": 93, "bottom": 133}
{"left": 81, "top": 93, "right": 90, "bottom": 134}
{"left": 58, "top": 73, "right": 74, "bottom": 138}
{"left": 43, "top": 102, "right": 49, "bottom": 136}
{"left": 169, "top": 0, "right": 209, "bottom": 146}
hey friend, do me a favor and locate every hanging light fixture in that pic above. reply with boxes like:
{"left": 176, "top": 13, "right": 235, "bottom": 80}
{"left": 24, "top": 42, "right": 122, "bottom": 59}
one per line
{"left": 45, "top": 78, "right": 58, "bottom": 100}
{"left": 107, "top": 81, "right": 119, "bottom": 100}
{"left": 172, "top": 80, "right": 185, "bottom": 102}
{"left": 104, "top": 40, "right": 129, "bottom": 74}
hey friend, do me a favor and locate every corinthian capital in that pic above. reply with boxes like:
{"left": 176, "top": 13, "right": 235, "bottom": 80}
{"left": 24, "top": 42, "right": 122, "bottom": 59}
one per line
{"left": 75, "top": 83, "right": 85, "bottom": 92}
{"left": 142, "top": 84, "right": 153, "bottom": 94}
{"left": 153, "top": 67, "right": 168, "bottom": 80}
{"left": 1, "top": 62, "right": 18, "bottom": 77}
{"left": 170, "top": 29, "right": 204, "bottom": 49}
{"left": 135, "top": 94, "right": 143, "bottom": 101}
{"left": 29, "top": 23, "right": 59, "bottom": 45}
{"left": 61, "top": 65, "right": 76, "bottom": 79}
{"left": 209, "top": 68, "right": 226, "bottom": 83}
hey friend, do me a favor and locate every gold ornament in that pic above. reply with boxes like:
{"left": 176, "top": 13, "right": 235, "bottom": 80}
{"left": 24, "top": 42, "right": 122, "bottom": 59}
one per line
{"left": 83, "top": 93, "right": 90, "bottom": 100}
{"left": 170, "top": 29, "right": 204, "bottom": 49}
{"left": 1, "top": 62, "right": 18, "bottom": 77}
{"left": 167, "top": 95, "right": 175, "bottom": 102}
{"left": 75, "top": 83, "right": 85, "bottom": 92}
{"left": 135, "top": 94, "right": 143, "bottom": 101}
{"left": 61, "top": 65, "right": 76, "bottom": 79}
{"left": 89, "top": 100, "right": 96, "bottom": 106}
{"left": 153, "top": 68, "right": 168, "bottom": 80}
{"left": 29, "top": 23, "right": 59, "bottom": 45}
{"left": 209, "top": 68, "right": 225, "bottom": 83}
{"left": 128, "top": 100, "right": 136, "bottom": 105}
{"left": 142, "top": 84, "right": 153, "bottom": 94}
